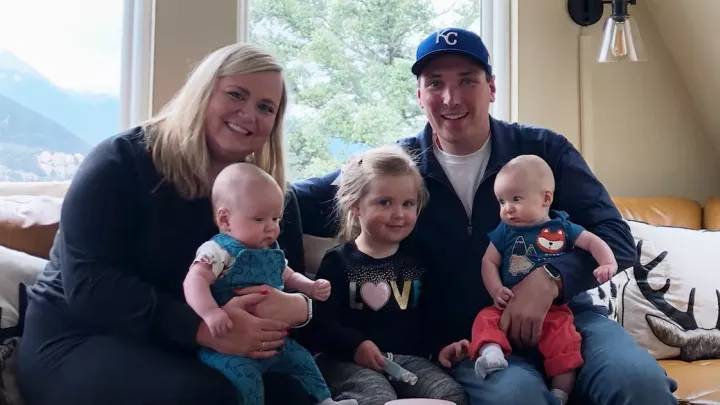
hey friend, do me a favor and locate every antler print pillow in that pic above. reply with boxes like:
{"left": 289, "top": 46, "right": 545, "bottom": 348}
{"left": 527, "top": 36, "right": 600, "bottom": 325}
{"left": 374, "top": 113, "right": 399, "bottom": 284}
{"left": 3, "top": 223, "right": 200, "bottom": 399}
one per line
{"left": 614, "top": 220, "right": 720, "bottom": 361}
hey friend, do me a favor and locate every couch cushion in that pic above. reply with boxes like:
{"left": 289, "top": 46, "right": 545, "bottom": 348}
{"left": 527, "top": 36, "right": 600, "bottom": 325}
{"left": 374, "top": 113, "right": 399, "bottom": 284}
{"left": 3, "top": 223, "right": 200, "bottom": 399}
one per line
{"left": 614, "top": 220, "right": 720, "bottom": 362}
{"left": 660, "top": 359, "right": 720, "bottom": 404}
{"left": 612, "top": 197, "right": 703, "bottom": 229}
{"left": 0, "top": 196, "right": 63, "bottom": 260}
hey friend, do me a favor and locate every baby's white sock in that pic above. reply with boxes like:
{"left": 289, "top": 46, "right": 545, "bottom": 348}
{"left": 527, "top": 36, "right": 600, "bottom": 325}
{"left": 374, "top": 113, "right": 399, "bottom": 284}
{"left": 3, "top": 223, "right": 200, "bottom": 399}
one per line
{"left": 318, "top": 398, "right": 358, "bottom": 405}
{"left": 474, "top": 343, "right": 508, "bottom": 379}
{"left": 551, "top": 388, "right": 569, "bottom": 405}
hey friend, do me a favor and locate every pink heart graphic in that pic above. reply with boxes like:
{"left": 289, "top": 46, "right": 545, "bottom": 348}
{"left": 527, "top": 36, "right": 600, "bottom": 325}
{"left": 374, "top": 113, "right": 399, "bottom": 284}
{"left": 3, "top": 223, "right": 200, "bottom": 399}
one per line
{"left": 360, "top": 282, "right": 391, "bottom": 311}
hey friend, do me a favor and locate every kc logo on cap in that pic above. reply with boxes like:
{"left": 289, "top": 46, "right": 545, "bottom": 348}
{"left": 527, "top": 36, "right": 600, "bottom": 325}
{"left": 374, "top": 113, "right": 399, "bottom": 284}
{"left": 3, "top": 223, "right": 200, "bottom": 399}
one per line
{"left": 411, "top": 27, "right": 493, "bottom": 77}
{"left": 435, "top": 29, "right": 459, "bottom": 46}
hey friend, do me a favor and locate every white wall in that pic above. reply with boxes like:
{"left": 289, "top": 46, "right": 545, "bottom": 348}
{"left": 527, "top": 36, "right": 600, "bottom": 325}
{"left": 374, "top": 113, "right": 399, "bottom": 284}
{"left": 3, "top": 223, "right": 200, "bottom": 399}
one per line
{"left": 151, "top": 0, "right": 237, "bottom": 114}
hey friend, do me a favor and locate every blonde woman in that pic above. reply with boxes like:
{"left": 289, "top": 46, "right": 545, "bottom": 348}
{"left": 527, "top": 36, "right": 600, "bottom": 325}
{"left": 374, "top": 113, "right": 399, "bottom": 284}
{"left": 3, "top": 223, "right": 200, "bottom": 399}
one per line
{"left": 17, "top": 43, "right": 315, "bottom": 405}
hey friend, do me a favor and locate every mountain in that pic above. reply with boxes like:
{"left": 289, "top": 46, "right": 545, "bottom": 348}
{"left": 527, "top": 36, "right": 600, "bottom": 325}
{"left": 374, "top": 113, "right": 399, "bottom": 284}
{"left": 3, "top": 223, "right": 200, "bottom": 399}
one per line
{"left": 0, "top": 93, "right": 90, "bottom": 181}
{"left": 0, "top": 50, "right": 120, "bottom": 145}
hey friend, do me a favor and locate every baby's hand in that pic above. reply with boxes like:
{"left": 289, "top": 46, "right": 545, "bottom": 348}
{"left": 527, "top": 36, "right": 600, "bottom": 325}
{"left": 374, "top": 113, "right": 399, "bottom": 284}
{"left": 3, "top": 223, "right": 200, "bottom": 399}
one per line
{"left": 594, "top": 264, "right": 618, "bottom": 284}
{"left": 312, "top": 279, "right": 331, "bottom": 301}
{"left": 493, "top": 286, "right": 514, "bottom": 309}
{"left": 204, "top": 308, "right": 233, "bottom": 337}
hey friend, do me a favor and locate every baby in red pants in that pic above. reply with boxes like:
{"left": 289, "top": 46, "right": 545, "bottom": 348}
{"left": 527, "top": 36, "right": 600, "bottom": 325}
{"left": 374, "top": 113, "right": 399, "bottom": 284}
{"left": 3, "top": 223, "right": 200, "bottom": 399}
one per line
{"left": 470, "top": 155, "right": 618, "bottom": 405}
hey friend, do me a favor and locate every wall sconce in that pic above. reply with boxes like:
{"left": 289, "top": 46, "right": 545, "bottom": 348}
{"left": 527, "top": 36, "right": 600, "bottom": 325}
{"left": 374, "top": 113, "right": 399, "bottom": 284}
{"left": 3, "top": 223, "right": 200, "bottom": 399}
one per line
{"left": 568, "top": 0, "right": 647, "bottom": 62}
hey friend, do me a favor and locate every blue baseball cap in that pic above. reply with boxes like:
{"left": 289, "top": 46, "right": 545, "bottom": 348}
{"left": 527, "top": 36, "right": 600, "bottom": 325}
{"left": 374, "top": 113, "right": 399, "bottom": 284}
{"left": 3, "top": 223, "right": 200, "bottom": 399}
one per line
{"left": 411, "top": 27, "right": 492, "bottom": 77}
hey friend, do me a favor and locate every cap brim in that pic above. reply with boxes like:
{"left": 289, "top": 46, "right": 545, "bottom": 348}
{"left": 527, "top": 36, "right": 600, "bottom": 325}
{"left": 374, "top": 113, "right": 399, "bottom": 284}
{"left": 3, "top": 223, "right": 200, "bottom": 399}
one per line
{"left": 411, "top": 49, "right": 491, "bottom": 76}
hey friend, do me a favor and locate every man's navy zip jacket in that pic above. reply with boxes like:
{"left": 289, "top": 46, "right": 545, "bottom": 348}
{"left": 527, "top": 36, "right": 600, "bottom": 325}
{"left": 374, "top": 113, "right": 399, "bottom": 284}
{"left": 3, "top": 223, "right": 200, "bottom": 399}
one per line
{"left": 291, "top": 116, "right": 637, "bottom": 357}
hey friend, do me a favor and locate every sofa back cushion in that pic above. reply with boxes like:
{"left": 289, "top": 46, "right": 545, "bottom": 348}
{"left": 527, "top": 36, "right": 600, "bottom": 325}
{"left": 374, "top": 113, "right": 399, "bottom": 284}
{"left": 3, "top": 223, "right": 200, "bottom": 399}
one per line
{"left": 612, "top": 197, "right": 703, "bottom": 230}
{"left": 0, "top": 196, "right": 63, "bottom": 260}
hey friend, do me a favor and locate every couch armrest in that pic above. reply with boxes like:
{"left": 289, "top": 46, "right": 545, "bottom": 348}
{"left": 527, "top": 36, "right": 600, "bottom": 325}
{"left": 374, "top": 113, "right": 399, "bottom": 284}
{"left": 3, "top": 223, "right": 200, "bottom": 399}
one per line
{"left": 704, "top": 196, "right": 720, "bottom": 230}
{"left": 0, "top": 195, "right": 63, "bottom": 259}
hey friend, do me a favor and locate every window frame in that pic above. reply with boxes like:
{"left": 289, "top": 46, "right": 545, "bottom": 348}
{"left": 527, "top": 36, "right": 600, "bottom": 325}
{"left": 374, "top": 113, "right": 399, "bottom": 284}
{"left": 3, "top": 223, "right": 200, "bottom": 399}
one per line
{"left": 120, "top": 0, "right": 154, "bottom": 130}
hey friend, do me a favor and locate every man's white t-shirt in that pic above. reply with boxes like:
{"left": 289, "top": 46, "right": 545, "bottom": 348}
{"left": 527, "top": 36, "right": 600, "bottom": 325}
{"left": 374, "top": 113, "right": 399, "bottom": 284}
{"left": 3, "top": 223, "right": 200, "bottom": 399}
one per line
{"left": 433, "top": 137, "right": 492, "bottom": 218}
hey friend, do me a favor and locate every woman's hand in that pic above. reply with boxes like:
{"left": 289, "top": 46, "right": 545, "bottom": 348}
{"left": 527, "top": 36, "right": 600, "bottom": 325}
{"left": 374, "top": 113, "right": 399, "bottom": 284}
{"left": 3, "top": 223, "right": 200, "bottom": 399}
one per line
{"left": 196, "top": 292, "right": 289, "bottom": 359}
{"left": 233, "top": 285, "right": 309, "bottom": 327}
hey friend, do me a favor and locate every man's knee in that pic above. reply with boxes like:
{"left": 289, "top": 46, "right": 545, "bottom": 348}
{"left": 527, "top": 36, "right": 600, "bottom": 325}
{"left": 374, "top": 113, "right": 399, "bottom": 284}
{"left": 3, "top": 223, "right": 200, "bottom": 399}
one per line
{"left": 472, "top": 373, "right": 550, "bottom": 405}
{"left": 452, "top": 360, "right": 554, "bottom": 405}
{"left": 598, "top": 361, "right": 677, "bottom": 404}
{"left": 573, "top": 312, "right": 677, "bottom": 404}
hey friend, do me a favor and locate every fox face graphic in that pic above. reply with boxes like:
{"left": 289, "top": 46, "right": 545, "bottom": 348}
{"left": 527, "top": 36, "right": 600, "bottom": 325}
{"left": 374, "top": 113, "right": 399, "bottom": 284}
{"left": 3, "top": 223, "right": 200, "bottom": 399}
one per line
{"left": 536, "top": 227, "right": 565, "bottom": 253}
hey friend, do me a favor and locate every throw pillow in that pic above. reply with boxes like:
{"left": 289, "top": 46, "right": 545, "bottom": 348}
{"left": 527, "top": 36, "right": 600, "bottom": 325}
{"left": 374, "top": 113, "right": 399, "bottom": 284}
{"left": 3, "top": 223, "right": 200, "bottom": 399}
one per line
{"left": 587, "top": 279, "right": 619, "bottom": 321}
{"left": 615, "top": 220, "right": 720, "bottom": 361}
{"left": 0, "top": 245, "right": 47, "bottom": 405}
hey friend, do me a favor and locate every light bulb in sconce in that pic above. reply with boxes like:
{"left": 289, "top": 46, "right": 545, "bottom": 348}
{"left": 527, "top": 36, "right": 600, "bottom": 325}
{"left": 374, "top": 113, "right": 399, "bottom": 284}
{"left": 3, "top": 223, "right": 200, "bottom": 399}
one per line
{"left": 610, "top": 21, "right": 628, "bottom": 58}
{"left": 598, "top": 14, "right": 646, "bottom": 62}
{"left": 567, "top": 0, "right": 648, "bottom": 63}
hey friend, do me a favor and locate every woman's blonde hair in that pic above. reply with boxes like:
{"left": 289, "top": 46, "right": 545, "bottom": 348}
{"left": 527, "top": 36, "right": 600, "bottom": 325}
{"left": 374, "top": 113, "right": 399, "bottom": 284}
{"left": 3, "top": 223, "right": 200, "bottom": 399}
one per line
{"left": 143, "top": 42, "right": 287, "bottom": 199}
{"left": 336, "top": 144, "right": 428, "bottom": 241}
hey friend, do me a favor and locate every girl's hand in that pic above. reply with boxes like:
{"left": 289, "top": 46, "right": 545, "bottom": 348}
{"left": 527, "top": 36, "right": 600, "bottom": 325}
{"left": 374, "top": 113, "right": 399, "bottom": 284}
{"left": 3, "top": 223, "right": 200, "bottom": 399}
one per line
{"left": 196, "top": 293, "right": 289, "bottom": 359}
{"left": 233, "top": 285, "right": 309, "bottom": 327}
{"left": 438, "top": 339, "right": 470, "bottom": 368}
{"left": 354, "top": 340, "right": 386, "bottom": 371}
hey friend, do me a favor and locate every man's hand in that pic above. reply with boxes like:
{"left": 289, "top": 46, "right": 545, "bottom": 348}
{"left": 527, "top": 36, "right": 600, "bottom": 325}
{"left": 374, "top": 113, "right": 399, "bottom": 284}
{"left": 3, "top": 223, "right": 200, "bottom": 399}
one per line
{"left": 438, "top": 339, "right": 470, "bottom": 368}
{"left": 499, "top": 267, "right": 558, "bottom": 347}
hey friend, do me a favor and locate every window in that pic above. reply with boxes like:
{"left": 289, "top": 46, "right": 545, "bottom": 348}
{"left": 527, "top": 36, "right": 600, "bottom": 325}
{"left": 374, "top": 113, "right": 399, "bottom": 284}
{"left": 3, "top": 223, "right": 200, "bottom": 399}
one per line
{"left": 0, "top": 0, "right": 125, "bottom": 182}
{"left": 249, "top": 0, "right": 481, "bottom": 181}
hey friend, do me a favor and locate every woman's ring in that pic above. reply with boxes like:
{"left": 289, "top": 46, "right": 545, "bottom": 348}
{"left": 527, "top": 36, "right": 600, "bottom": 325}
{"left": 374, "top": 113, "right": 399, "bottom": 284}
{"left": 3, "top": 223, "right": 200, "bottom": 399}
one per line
{"left": 261, "top": 342, "right": 266, "bottom": 351}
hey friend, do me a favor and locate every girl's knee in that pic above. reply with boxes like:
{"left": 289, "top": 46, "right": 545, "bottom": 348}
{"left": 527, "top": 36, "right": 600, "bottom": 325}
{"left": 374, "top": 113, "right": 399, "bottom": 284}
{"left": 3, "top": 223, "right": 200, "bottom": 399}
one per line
{"left": 335, "top": 388, "right": 396, "bottom": 405}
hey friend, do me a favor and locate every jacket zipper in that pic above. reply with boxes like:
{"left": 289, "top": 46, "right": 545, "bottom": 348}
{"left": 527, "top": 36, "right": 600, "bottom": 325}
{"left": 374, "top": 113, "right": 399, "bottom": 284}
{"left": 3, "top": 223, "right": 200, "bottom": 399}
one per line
{"left": 468, "top": 168, "right": 500, "bottom": 237}
{"left": 428, "top": 167, "right": 499, "bottom": 239}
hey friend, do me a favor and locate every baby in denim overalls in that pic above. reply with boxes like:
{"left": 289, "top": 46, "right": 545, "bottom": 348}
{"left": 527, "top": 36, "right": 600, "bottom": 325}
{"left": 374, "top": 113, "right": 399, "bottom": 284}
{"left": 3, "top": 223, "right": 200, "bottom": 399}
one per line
{"left": 184, "top": 162, "right": 356, "bottom": 405}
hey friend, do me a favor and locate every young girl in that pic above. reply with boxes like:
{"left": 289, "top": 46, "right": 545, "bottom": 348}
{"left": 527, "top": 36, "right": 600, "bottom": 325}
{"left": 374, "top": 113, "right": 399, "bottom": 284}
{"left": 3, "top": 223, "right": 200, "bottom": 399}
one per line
{"left": 183, "top": 162, "right": 356, "bottom": 405}
{"left": 309, "top": 145, "right": 468, "bottom": 405}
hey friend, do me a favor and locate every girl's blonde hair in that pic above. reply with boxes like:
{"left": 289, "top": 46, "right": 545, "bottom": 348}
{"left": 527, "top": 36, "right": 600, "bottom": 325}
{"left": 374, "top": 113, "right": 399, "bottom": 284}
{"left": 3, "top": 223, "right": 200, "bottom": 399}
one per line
{"left": 143, "top": 42, "right": 287, "bottom": 199}
{"left": 336, "top": 144, "right": 428, "bottom": 241}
